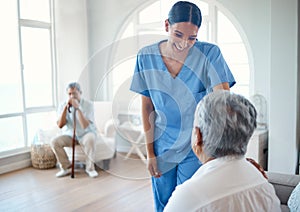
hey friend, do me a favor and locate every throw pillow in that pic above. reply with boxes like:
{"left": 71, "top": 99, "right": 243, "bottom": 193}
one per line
{"left": 288, "top": 181, "right": 300, "bottom": 212}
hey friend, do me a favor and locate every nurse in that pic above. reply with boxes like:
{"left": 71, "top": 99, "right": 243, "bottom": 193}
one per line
{"left": 130, "top": 1, "right": 235, "bottom": 211}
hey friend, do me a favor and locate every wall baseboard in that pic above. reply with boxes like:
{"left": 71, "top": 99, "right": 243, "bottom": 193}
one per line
{"left": 0, "top": 159, "right": 31, "bottom": 175}
{"left": 0, "top": 151, "right": 32, "bottom": 175}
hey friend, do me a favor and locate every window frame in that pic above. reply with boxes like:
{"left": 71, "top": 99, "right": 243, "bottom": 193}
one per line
{"left": 0, "top": 0, "right": 57, "bottom": 156}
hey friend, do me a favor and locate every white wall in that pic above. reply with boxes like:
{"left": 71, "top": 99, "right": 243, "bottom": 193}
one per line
{"left": 269, "top": 0, "right": 298, "bottom": 173}
{"left": 55, "top": 0, "right": 299, "bottom": 174}
{"left": 85, "top": 0, "right": 149, "bottom": 100}
{"left": 54, "top": 0, "right": 89, "bottom": 102}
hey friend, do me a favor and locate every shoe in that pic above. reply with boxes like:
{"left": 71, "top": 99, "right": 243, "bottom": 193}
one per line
{"left": 56, "top": 168, "right": 71, "bottom": 178}
{"left": 86, "top": 170, "right": 98, "bottom": 178}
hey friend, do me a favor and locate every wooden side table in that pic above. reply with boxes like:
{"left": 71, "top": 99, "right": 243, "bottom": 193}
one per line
{"left": 118, "top": 124, "right": 146, "bottom": 164}
{"left": 246, "top": 129, "right": 268, "bottom": 170}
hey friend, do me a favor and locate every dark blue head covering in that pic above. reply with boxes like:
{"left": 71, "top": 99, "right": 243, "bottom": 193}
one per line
{"left": 168, "top": 1, "right": 202, "bottom": 28}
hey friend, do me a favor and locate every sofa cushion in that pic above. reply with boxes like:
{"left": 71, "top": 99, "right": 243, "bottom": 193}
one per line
{"left": 64, "top": 136, "right": 116, "bottom": 162}
{"left": 281, "top": 204, "right": 289, "bottom": 212}
{"left": 267, "top": 172, "right": 300, "bottom": 205}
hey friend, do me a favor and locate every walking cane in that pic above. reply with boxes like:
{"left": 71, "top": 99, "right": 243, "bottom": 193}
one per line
{"left": 71, "top": 108, "right": 76, "bottom": 178}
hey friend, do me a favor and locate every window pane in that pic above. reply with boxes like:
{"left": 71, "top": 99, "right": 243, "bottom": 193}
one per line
{"left": 198, "top": 20, "right": 210, "bottom": 41}
{"left": 26, "top": 111, "right": 57, "bottom": 145}
{"left": 196, "top": 1, "right": 209, "bottom": 16}
{"left": 231, "top": 85, "right": 249, "bottom": 99}
{"left": 217, "top": 11, "right": 249, "bottom": 98}
{"left": 20, "top": 0, "right": 50, "bottom": 22}
{"left": 138, "top": 30, "right": 165, "bottom": 36}
{"left": 112, "top": 59, "right": 136, "bottom": 97}
{"left": 0, "top": 117, "right": 25, "bottom": 151}
{"left": 230, "top": 64, "right": 250, "bottom": 85}
{"left": 217, "top": 11, "right": 242, "bottom": 43}
{"left": 219, "top": 43, "right": 248, "bottom": 64}
{"left": 0, "top": 1, "right": 23, "bottom": 115}
{"left": 21, "top": 27, "right": 53, "bottom": 108}
{"left": 139, "top": 1, "right": 161, "bottom": 24}
{"left": 121, "top": 22, "right": 134, "bottom": 39}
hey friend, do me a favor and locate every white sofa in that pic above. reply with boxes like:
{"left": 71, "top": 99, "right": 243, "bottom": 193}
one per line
{"left": 64, "top": 101, "right": 117, "bottom": 170}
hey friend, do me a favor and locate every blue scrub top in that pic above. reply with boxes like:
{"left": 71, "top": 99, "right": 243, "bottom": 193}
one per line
{"left": 130, "top": 40, "right": 235, "bottom": 163}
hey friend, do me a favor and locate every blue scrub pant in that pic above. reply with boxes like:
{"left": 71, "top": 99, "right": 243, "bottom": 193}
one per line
{"left": 151, "top": 151, "right": 201, "bottom": 212}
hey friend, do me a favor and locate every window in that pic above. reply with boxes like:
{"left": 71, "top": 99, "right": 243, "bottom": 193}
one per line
{"left": 110, "top": 0, "right": 251, "bottom": 105}
{"left": 0, "top": 0, "right": 56, "bottom": 154}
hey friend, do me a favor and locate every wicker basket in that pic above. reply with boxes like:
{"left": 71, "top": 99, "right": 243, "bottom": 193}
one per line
{"left": 31, "top": 144, "right": 57, "bottom": 169}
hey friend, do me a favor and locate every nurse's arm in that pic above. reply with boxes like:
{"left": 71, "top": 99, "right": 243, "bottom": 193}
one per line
{"left": 213, "top": 82, "right": 230, "bottom": 91}
{"left": 141, "top": 95, "right": 161, "bottom": 177}
{"left": 141, "top": 95, "right": 155, "bottom": 158}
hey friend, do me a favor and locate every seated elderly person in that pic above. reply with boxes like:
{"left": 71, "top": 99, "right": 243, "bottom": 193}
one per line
{"left": 164, "top": 90, "right": 280, "bottom": 211}
{"left": 51, "top": 82, "right": 98, "bottom": 178}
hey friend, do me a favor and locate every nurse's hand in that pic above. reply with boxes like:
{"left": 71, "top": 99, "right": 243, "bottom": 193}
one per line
{"left": 147, "top": 156, "right": 161, "bottom": 178}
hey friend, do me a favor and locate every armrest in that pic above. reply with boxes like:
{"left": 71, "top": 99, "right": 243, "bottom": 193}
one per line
{"left": 103, "top": 118, "right": 119, "bottom": 138}
{"left": 267, "top": 172, "right": 300, "bottom": 205}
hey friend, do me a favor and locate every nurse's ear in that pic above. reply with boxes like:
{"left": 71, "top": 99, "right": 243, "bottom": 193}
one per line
{"left": 165, "top": 19, "right": 170, "bottom": 32}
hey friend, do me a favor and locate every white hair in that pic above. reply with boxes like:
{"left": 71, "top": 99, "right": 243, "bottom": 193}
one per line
{"left": 194, "top": 90, "right": 257, "bottom": 158}
{"left": 66, "top": 82, "right": 82, "bottom": 94}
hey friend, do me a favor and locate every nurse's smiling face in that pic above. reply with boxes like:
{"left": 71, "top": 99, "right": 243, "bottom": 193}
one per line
{"left": 165, "top": 20, "right": 199, "bottom": 54}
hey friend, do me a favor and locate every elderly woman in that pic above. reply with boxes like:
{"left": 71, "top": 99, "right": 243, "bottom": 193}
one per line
{"left": 164, "top": 90, "right": 280, "bottom": 211}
